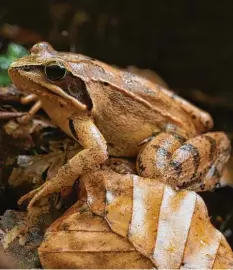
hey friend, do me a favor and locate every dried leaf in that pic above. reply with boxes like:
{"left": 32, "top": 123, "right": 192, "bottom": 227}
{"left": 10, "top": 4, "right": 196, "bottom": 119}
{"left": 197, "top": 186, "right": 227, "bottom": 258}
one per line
{"left": 0, "top": 86, "right": 22, "bottom": 101}
{"left": 39, "top": 169, "right": 233, "bottom": 269}
{"left": 0, "top": 111, "right": 26, "bottom": 119}
{"left": 0, "top": 245, "right": 17, "bottom": 268}
{"left": 39, "top": 201, "right": 154, "bottom": 269}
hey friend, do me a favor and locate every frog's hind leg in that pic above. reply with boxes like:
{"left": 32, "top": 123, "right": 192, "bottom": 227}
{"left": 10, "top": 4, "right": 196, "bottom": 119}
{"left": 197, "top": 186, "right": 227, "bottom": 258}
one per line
{"left": 137, "top": 132, "right": 231, "bottom": 191}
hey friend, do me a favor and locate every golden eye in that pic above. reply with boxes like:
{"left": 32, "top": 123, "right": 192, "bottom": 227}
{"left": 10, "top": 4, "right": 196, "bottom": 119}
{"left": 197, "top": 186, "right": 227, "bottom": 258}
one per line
{"left": 44, "top": 61, "right": 67, "bottom": 81}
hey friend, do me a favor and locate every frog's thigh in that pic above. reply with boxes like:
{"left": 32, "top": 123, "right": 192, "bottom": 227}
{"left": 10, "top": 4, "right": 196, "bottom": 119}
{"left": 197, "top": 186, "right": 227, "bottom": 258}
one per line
{"left": 137, "top": 132, "right": 231, "bottom": 191}
{"left": 19, "top": 115, "right": 108, "bottom": 210}
{"left": 137, "top": 132, "right": 186, "bottom": 179}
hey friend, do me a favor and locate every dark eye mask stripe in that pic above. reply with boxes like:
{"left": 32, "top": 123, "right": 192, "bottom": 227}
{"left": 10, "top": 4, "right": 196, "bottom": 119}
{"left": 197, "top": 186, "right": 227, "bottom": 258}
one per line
{"left": 42, "top": 64, "right": 93, "bottom": 110}
{"left": 59, "top": 74, "right": 93, "bottom": 110}
{"left": 17, "top": 65, "right": 93, "bottom": 111}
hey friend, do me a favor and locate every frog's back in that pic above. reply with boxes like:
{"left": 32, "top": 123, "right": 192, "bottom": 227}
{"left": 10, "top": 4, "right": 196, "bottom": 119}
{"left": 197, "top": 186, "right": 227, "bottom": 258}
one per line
{"left": 118, "top": 69, "right": 213, "bottom": 135}
{"left": 65, "top": 53, "right": 212, "bottom": 137}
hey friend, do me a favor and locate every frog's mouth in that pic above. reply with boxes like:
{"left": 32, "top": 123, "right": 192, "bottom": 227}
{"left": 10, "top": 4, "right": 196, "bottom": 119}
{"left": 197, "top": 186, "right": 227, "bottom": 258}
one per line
{"left": 8, "top": 64, "right": 93, "bottom": 111}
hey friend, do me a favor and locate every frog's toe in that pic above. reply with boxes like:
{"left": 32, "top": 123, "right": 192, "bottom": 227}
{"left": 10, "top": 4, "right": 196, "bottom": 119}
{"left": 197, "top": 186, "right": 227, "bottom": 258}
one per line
{"left": 17, "top": 185, "right": 44, "bottom": 206}
{"left": 17, "top": 181, "right": 50, "bottom": 209}
{"left": 27, "top": 187, "right": 47, "bottom": 210}
{"left": 18, "top": 178, "right": 65, "bottom": 210}
{"left": 26, "top": 180, "right": 60, "bottom": 210}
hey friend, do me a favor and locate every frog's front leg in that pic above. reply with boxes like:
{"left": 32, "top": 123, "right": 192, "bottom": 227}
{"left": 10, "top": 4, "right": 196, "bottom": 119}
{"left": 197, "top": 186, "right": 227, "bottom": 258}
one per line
{"left": 18, "top": 113, "right": 108, "bottom": 210}
{"left": 20, "top": 94, "right": 38, "bottom": 104}
{"left": 17, "top": 94, "right": 42, "bottom": 123}
{"left": 137, "top": 132, "right": 231, "bottom": 191}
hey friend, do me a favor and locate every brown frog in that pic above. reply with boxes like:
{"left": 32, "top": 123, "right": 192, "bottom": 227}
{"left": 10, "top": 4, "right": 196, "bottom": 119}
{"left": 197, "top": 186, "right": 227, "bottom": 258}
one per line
{"left": 8, "top": 42, "right": 231, "bottom": 210}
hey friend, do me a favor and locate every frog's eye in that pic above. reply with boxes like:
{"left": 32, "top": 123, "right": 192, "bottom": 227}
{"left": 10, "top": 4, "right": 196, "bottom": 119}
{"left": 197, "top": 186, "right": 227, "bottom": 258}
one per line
{"left": 44, "top": 61, "right": 67, "bottom": 81}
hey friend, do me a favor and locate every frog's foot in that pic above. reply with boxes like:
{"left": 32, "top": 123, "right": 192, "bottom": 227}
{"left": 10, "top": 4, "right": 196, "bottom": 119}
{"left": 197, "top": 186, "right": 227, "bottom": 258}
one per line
{"left": 18, "top": 181, "right": 59, "bottom": 211}
{"left": 18, "top": 184, "right": 44, "bottom": 206}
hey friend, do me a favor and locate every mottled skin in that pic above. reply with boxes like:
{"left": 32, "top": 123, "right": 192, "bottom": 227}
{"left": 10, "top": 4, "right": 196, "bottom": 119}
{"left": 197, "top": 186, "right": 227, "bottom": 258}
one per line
{"left": 8, "top": 42, "right": 231, "bottom": 209}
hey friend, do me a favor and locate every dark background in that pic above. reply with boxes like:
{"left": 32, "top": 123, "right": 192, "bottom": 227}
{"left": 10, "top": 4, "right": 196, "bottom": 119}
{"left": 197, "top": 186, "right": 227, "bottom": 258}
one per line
{"left": 1, "top": 1, "right": 233, "bottom": 96}
{"left": 1, "top": 0, "right": 233, "bottom": 247}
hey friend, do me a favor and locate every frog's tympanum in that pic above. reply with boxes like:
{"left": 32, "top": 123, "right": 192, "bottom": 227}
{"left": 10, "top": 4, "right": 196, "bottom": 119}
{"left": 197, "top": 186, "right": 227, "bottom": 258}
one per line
{"left": 8, "top": 42, "right": 231, "bottom": 210}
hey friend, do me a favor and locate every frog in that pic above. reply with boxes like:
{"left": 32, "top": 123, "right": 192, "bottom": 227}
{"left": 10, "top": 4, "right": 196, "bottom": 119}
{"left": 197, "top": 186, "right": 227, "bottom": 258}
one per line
{"left": 8, "top": 42, "right": 231, "bottom": 210}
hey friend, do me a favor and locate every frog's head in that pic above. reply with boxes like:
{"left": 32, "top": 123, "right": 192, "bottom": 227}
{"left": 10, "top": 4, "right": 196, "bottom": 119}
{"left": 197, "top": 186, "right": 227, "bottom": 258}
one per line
{"left": 8, "top": 42, "right": 93, "bottom": 111}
